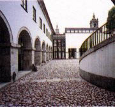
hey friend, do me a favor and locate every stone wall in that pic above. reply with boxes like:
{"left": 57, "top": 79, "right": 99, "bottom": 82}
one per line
{"left": 79, "top": 36, "right": 115, "bottom": 91}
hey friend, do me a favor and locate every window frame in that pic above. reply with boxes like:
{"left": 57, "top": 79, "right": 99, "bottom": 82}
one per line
{"left": 39, "top": 17, "right": 42, "bottom": 29}
{"left": 43, "top": 24, "right": 45, "bottom": 33}
{"left": 21, "top": 0, "right": 28, "bottom": 12}
{"left": 33, "top": 6, "right": 36, "bottom": 22}
{"left": 46, "top": 28, "right": 48, "bottom": 36}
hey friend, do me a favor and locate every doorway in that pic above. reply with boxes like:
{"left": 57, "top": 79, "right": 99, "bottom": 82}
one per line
{"left": 18, "top": 30, "right": 32, "bottom": 71}
{"left": 0, "top": 15, "right": 11, "bottom": 82}
{"left": 68, "top": 48, "right": 76, "bottom": 59}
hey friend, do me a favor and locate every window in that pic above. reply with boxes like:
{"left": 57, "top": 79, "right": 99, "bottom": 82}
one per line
{"left": 21, "top": 0, "right": 27, "bottom": 12}
{"left": 71, "top": 30, "right": 74, "bottom": 33}
{"left": 33, "top": 6, "right": 36, "bottom": 22}
{"left": 39, "top": 18, "right": 42, "bottom": 29}
{"left": 46, "top": 28, "right": 48, "bottom": 36}
{"left": 43, "top": 24, "right": 45, "bottom": 33}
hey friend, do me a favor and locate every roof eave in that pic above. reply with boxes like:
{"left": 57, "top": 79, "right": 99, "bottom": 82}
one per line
{"left": 37, "top": 0, "right": 55, "bottom": 34}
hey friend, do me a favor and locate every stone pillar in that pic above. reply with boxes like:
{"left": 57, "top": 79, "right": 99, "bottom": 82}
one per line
{"left": 32, "top": 50, "right": 35, "bottom": 65}
{"left": 76, "top": 48, "right": 80, "bottom": 59}
{"left": 44, "top": 50, "right": 46, "bottom": 62}
{"left": 42, "top": 50, "right": 46, "bottom": 63}
{"left": 11, "top": 47, "right": 18, "bottom": 78}
{"left": 66, "top": 51, "right": 69, "bottom": 59}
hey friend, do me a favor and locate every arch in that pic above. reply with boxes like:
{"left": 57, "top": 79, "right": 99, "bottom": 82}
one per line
{"left": 18, "top": 29, "right": 32, "bottom": 71}
{"left": 42, "top": 41, "right": 46, "bottom": 63}
{"left": 0, "top": 10, "right": 13, "bottom": 43}
{"left": 34, "top": 37, "right": 41, "bottom": 65}
{"left": 0, "top": 11, "right": 12, "bottom": 82}
{"left": 17, "top": 27, "right": 33, "bottom": 46}
{"left": 42, "top": 41, "right": 46, "bottom": 51}
{"left": 34, "top": 37, "right": 41, "bottom": 51}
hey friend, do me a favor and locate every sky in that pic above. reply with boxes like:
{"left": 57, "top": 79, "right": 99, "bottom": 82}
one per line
{"left": 44, "top": 0, "right": 114, "bottom": 33}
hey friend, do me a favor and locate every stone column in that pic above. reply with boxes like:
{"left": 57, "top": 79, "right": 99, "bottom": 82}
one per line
{"left": 76, "top": 48, "right": 80, "bottom": 59}
{"left": 32, "top": 50, "right": 35, "bottom": 65}
{"left": 42, "top": 50, "right": 46, "bottom": 63}
{"left": 10, "top": 44, "right": 20, "bottom": 82}
{"left": 66, "top": 51, "right": 69, "bottom": 59}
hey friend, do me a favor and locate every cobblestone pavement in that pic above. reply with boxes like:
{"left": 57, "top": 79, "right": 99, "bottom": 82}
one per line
{"left": 0, "top": 59, "right": 115, "bottom": 106}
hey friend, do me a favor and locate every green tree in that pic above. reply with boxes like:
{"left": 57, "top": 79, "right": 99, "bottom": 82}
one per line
{"left": 106, "top": 6, "right": 115, "bottom": 32}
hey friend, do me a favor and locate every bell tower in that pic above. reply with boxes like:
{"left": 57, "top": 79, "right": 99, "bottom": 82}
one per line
{"left": 90, "top": 14, "right": 98, "bottom": 28}
{"left": 55, "top": 25, "right": 59, "bottom": 34}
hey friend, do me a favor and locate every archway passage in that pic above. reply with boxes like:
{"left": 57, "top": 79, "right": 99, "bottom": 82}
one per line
{"left": 18, "top": 30, "right": 32, "bottom": 71}
{"left": 0, "top": 16, "right": 11, "bottom": 82}
{"left": 34, "top": 38, "right": 41, "bottom": 65}
{"left": 42, "top": 42, "right": 46, "bottom": 63}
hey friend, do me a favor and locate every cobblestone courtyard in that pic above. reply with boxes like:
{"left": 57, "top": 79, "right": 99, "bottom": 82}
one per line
{"left": 0, "top": 59, "right": 115, "bottom": 106}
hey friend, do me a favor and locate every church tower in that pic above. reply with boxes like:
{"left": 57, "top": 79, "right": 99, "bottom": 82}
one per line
{"left": 90, "top": 14, "right": 98, "bottom": 28}
{"left": 55, "top": 25, "right": 59, "bottom": 34}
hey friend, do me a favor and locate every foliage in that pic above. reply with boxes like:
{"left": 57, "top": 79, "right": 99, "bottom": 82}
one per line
{"left": 106, "top": 6, "right": 115, "bottom": 31}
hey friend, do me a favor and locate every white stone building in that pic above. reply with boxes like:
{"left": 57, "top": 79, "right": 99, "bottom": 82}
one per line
{"left": 65, "top": 14, "right": 98, "bottom": 59}
{"left": 0, "top": 0, "right": 54, "bottom": 82}
{"left": 53, "top": 14, "right": 98, "bottom": 59}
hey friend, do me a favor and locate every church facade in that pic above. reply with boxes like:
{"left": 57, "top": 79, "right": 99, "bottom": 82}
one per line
{"left": 0, "top": 0, "right": 54, "bottom": 82}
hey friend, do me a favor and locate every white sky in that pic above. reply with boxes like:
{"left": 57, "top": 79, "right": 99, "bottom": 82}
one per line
{"left": 44, "top": 0, "right": 114, "bottom": 33}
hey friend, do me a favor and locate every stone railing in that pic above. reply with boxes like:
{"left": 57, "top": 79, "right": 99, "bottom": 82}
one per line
{"left": 79, "top": 23, "right": 113, "bottom": 57}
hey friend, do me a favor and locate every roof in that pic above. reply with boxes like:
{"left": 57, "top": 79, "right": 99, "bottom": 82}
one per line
{"left": 53, "top": 34, "right": 65, "bottom": 39}
{"left": 65, "top": 28, "right": 97, "bottom": 30}
{"left": 38, "top": 0, "right": 55, "bottom": 34}
{"left": 54, "top": 33, "right": 65, "bottom": 36}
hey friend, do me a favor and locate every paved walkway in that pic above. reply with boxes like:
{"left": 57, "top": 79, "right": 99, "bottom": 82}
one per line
{"left": 0, "top": 59, "right": 115, "bottom": 106}
{"left": 0, "top": 71, "right": 31, "bottom": 89}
